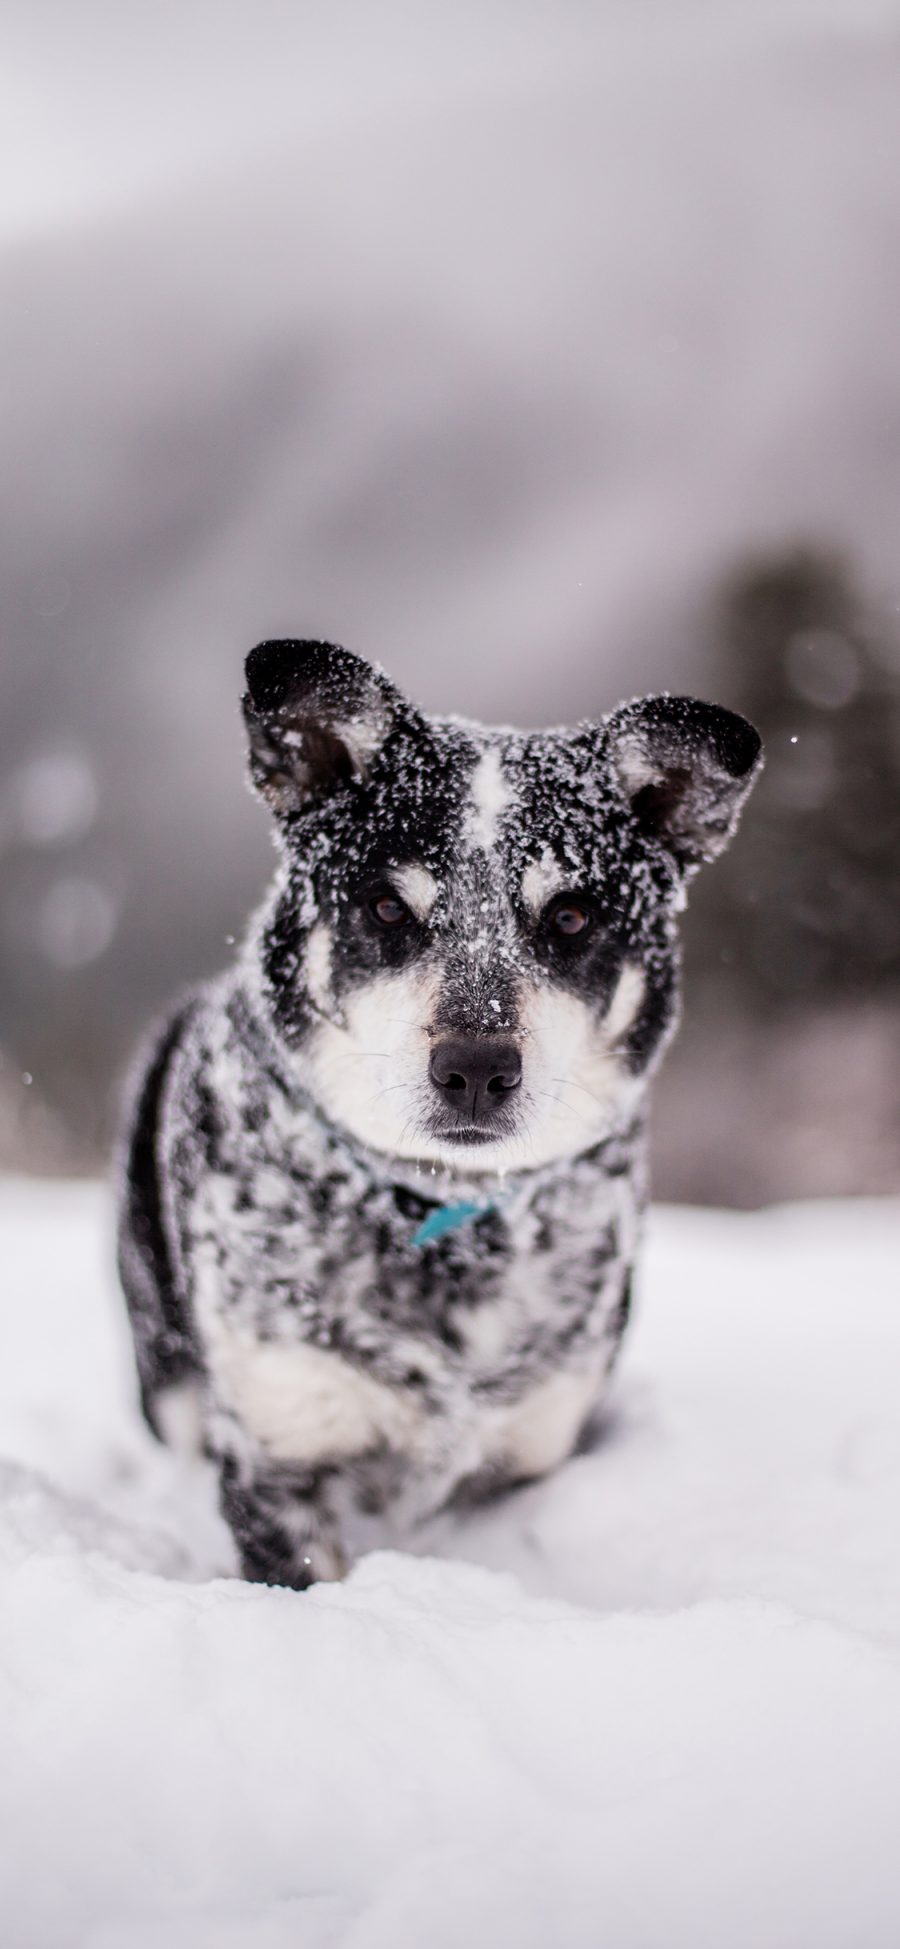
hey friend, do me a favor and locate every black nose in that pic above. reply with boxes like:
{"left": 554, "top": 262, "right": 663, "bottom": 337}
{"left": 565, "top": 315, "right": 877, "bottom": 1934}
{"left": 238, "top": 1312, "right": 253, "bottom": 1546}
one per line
{"left": 429, "top": 1037, "right": 522, "bottom": 1123}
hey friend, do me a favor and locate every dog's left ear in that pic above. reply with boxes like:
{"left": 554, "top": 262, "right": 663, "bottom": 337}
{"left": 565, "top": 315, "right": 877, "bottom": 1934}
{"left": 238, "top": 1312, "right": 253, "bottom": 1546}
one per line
{"left": 242, "top": 639, "right": 404, "bottom": 816}
{"left": 605, "top": 695, "right": 763, "bottom": 869}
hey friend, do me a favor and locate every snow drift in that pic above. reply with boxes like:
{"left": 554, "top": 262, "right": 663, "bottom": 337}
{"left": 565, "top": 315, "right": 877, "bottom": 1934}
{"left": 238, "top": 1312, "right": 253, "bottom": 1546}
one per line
{"left": 2, "top": 1178, "right": 900, "bottom": 1946}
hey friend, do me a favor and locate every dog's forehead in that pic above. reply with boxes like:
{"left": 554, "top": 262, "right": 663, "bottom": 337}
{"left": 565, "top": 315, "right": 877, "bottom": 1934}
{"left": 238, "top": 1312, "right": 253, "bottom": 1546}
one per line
{"left": 460, "top": 723, "right": 613, "bottom": 871}
{"left": 371, "top": 716, "right": 612, "bottom": 887}
{"left": 304, "top": 714, "right": 619, "bottom": 907}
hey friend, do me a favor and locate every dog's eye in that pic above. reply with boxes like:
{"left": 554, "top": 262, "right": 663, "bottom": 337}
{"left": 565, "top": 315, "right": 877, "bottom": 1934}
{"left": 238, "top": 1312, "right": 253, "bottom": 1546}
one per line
{"left": 370, "top": 893, "right": 410, "bottom": 928}
{"left": 547, "top": 900, "right": 593, "bottom": 939}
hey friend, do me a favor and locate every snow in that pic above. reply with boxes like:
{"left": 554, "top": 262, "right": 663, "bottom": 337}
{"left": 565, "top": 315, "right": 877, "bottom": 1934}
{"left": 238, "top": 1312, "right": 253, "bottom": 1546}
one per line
{"left": 2, "top": 1178, "right": 900, "bottom": 1946}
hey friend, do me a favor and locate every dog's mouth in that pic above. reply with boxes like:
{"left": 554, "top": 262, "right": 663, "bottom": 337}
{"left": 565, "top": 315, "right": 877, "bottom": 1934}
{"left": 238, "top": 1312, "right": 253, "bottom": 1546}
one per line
{"left": 427, "top": 1111, "right": 521, "bottom": 1151}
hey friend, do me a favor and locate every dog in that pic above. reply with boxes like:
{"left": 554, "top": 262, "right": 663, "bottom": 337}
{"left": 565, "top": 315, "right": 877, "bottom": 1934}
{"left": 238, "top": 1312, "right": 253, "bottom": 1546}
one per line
{"left": 117, "top": 639, "right": 762, "bottom": 1587}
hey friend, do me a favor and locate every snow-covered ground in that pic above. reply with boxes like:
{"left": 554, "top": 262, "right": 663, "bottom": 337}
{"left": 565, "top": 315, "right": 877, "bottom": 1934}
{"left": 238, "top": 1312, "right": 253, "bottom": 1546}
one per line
{"left": 2, "top": 1177, "right": 900, "bottom": 1947}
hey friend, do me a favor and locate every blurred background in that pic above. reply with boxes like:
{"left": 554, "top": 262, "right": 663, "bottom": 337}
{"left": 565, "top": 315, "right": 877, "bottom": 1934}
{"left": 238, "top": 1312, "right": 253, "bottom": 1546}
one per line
{"left": 1, "top": 0, "right": 899, "bottom": 1203}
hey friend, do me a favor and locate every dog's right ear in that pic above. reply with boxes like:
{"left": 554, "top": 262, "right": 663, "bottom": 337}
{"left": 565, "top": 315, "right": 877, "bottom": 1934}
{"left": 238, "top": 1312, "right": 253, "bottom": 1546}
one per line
{"left": 242, "top": 640, "right": 404, "bottom": 816}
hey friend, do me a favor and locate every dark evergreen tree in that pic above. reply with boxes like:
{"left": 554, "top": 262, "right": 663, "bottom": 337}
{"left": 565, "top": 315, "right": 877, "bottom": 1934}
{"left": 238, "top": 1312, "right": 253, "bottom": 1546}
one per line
{"left": 689, "top": 547, "right": 900, "bottom": 1016}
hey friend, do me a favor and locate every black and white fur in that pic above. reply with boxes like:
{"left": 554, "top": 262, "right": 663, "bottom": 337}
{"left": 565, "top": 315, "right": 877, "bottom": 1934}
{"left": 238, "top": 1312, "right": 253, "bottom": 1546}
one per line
{"left": 117, "top": 641, "right": 762, "bottom": 1587}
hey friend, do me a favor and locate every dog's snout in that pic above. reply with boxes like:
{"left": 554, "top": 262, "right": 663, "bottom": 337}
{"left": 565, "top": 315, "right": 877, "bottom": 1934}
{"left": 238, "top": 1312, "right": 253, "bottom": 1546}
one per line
{"left": 429, "top": 1036, "right": 522, "bottom": 1122}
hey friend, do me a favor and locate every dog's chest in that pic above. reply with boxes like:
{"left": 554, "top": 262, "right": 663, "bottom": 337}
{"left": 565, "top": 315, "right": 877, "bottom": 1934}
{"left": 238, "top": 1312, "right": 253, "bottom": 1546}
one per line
{"left": 186, "top": 1111, "right": 635, "bottom": 1496}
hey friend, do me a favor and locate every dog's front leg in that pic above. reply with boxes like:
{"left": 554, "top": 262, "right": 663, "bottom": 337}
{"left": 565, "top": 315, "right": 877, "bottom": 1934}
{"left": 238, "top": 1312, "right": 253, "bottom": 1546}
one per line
{"left": 218, "top": 1452, "right": 348, "bottom": 1590}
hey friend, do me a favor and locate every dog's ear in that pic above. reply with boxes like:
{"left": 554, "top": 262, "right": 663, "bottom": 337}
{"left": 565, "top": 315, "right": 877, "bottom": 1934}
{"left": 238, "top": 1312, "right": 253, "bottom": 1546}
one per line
{"left": 605, "top": 695, "right": 763, "bottom": 869}
{"left": 242, "top": 640, "right": 404, "bottom": 816}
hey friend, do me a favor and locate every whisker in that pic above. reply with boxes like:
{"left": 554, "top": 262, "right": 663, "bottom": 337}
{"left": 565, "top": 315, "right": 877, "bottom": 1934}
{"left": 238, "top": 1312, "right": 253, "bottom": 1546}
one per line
{"left": 314, "top": 1049, "right": 393, "bottom": 1071}
{"left": 550, "top": 1075, "right": 608, "bottom": 1111}
{"left": 361, "top": 1081, "right": 416, "bottom": 1111}
{"left": 534, "top": 1086, "right": 594, "bottom": 1129}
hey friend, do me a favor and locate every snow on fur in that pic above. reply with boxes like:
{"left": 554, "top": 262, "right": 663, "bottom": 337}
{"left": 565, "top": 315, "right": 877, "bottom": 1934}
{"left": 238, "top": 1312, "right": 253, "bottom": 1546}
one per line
{"left": 2, "top": 1179, "right": 900, "bottom": 1946}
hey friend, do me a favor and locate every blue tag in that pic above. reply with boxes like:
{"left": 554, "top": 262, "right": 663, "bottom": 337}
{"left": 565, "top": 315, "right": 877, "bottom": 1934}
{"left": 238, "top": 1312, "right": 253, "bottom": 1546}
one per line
{"left": 412, "top": 1200, "right": 491, "bottom": 1247}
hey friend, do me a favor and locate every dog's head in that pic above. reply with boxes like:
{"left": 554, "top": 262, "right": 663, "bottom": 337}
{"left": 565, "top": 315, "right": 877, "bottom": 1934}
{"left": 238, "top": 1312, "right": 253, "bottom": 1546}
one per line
{"left": 242, "top": 640, "right": 762, "bottom": 1172}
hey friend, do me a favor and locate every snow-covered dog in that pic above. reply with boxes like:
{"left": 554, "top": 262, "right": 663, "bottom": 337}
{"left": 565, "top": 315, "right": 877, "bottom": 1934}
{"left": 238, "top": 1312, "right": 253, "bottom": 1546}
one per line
{"left": 117, "top": 640, "right": 762, "bottom": 1586}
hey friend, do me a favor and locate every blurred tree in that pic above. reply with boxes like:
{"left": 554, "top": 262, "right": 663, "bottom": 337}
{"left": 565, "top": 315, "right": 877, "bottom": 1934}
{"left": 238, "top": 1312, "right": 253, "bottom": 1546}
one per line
{"left": 691, "top": 547, "right": 900, "bottom": 1013}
